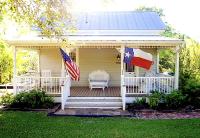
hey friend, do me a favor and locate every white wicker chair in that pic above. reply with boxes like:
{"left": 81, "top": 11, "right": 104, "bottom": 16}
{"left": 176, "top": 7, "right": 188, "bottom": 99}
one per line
{"left": 88, "top": 70, "right": 110, "bottom": 91}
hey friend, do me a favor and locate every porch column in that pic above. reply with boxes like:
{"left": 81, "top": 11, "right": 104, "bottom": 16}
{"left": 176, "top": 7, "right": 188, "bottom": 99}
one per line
{"left": 76, "top": 48, "right": 79, "bottom": 66}
{"left": 61, "top": 57, "right": 65, "bottom": 77}
{"left": 37, "top": 49, "right": 40, "bottom": 73}
{"left": 121, "top": 45, "right": 126, "bottom": 110}
{"left": 121, "top": 46, "right": 124, "bottom": 76}
{"left": 175, "top": 46, "right": 180, "bottom": 89}
{"left": 156, "top": 49, "right": 160, "bottom": 74}
{"left": 13, "top": 46, "right": 17, "bottom": 95}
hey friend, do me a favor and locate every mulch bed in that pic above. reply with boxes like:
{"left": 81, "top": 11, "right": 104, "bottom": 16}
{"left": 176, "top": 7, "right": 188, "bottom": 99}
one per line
{"left": 50, "top": 108, "right": 200, "bottom": 119}
{"left": 133, "top": 109, "right": 200, "bottom": 119}
{"left": 0, "top": 103, "right": 61, "bottom": 114}
{"left": 1, "top": 104, "right": 200, "bottom": 119}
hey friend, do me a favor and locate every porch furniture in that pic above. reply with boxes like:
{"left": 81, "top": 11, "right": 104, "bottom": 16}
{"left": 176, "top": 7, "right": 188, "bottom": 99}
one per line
{"left": 88, "top": 70, "right": 110, "bottom": 91}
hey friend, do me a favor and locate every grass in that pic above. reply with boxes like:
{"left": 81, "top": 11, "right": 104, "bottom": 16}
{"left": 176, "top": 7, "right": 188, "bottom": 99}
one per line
{"left": 0, "top": 111, "right": 200, "bottom": 138}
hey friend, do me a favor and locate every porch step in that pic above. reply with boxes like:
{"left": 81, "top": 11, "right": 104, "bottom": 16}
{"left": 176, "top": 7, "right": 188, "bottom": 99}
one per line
{"left": 65, "top": 97, "right": 122, "bottom": 109}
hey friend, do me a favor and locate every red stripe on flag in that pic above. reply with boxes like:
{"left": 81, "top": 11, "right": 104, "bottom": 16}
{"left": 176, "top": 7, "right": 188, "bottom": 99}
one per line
{"left": 66, "top": 62, "right": 78, "bottom": 77}
{"left": 65, "top": 62, "right": 79, "bottom": 80}
{"left": 131, "top": 57, "right": 153, "bottom": 70}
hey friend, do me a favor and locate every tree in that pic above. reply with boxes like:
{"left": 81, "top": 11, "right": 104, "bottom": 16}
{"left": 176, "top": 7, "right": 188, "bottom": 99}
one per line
{"left": 0, "top": 0, "right": 73, "bottom": 37}
{"left": 179, "top": 39, "right": 200, "bottom": 89}
{"left": 137, "top": 6, "right": 200, "bottom": 90}
{"left": 0, "top": 41, "right": 13, "bottom": 84}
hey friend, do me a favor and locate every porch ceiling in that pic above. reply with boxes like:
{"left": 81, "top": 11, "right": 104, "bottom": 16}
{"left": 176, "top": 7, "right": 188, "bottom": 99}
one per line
{"left": 6, "top": 35, "right": 183, "bottom": 49}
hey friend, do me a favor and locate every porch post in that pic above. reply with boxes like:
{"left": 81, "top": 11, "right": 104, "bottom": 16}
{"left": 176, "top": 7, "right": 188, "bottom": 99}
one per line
{"left": 121, "top": 45, "right": 126, "bottom": 110}
{"left": 61, "top": 57, "right": 65, "bottom": 77}
{"left": 175, "top": 46, "right": 180, "bottom": 89}
{"left": 37, "top": 49, "right": 40, "bottom": 73}
{"left": 156, "top": 49, "right": 160, "bottom": 74}
{"left": 13, "top": 46, "right": 17, "bottom": 95}
{"left": 76, "top": 48, "right": 79, "bottom": 66}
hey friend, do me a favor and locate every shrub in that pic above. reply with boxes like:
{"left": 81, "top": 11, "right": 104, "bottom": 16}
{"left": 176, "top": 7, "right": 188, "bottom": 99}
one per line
{"left": 11, "top": 89, "right": 54, "bottom": 109}
{"left": 165, "top": 90, "right": 186, "bottom": 109}
{"left": 131, "top": 98, "right": 149, "bottom": 109}
{"left": 0, "top": 92, "right": 14, "bottom": 105}
{"left": 148, "top": 91, "right": 166, "bottom": 109}
{"left": 181, "top": 79, "right": 200, "bottom": 108}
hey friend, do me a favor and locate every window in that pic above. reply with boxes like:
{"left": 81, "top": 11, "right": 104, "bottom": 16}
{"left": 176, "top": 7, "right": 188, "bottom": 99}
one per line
{"left": 125, "top": 64, "right": 135, "bottom": 72}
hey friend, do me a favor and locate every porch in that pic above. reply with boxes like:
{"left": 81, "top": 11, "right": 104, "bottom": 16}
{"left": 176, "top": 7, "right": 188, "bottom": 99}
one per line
{"left": 9, "top": 37, "right": 182, "bottom": 110}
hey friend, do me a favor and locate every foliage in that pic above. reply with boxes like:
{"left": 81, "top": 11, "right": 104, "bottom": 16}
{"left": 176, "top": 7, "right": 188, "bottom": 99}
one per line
{"left": 181, "top": 79, "right": 200, "bottom": 108}
{"left": 179, "top": 39, "right": 200, "bottom": 90}
{"left": 0, "top": 41, "right": 13, "bottom": 84}
{"left": 0, "top": 41, "right": 39, "bottom": 84}
{"left": 16, "top": 50, "right": 39, "bottom": 75}
{"left": 148, "top": 91, "right": 166, "bottom": 109}
{"left": 165, "top": 90, "right": 186, "bottom": 109}
{"left": 0, "top": 92, "right": 14, "bottom": 105}
{"left": 0, "top": 0, "right": 73, "bottom": 37}
{"left": 130, "top": 97, "right": 148, "bottom": 109}
{"left": 11, "top": 89, "right": 54, "bottom": 109}
{"left": 159, "top": 49, "right": 175, "bottom": 73}
{"left": 136, "top": 6, "right": 164, "bottom": 17}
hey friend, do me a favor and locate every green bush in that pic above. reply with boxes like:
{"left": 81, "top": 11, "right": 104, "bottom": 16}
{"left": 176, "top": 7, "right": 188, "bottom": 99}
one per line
{"left": 148, "top": 91, "right": 166, "bottom": 109}
{"left": 11, "top": 89, "right": 54, "bottom": 109}
{"left": 165, "top": 90, "right": 186, "bottom": 109}
{"left": 0, "top": 92, "right": 14, "bottom": 105}
{"left": 131, "top": 98, "right": 148, "bottom": 109}
{"left": 181, "top": 79, "right": 200, "bottom": 108}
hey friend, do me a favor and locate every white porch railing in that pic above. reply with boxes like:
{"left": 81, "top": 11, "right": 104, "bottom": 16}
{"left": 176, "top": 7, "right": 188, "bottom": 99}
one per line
{"left": 121, "top": 76, "right": 175, "bottom": 110}
{"left": 15, "top": 76, "right": 67, "bottom": 95}
{"left": 123, "top": 76, "right": 175, "bottom": 94}
{"left": 61, "top": 75, "right": 70, "bottom": 110}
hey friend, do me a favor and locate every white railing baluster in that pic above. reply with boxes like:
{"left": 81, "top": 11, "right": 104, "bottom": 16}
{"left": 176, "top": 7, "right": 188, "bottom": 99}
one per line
{"left": 15, "top": 76, "right": 67, "bottom": 95}
{"left": 123, "top": 76, "right": 175, "bottom": 95}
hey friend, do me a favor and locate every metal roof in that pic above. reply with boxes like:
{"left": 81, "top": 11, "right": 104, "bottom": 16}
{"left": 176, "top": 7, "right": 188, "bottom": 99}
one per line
{"left": 74, "top": 11, "right": 166, "bottom": 30}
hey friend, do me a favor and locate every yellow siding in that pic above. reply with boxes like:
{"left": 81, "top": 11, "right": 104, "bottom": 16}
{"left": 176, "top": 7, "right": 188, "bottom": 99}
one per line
{"left": 40, "top": 48, "right": 62, "bottom": 76}
{"left": 39, "top": 47, "right": 157, "bottom": 86}
{"left": 73, "top": 48, "right": 121, "bottom": 86}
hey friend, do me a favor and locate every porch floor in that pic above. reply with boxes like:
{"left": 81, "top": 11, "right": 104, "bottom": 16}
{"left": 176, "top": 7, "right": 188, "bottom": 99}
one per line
{"left": 70, "top": 87, "right": 120, "bottom": 97}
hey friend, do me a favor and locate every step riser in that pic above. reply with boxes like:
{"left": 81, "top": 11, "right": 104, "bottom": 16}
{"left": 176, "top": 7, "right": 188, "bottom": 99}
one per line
{"left": 65, "top": 107, "right": 122, "bottom": 109}
{"left": 65, "top": 103, "right": 122, "bottom": 108}
{"left": 67, "top": 102, "right": 122, "bottom": 104}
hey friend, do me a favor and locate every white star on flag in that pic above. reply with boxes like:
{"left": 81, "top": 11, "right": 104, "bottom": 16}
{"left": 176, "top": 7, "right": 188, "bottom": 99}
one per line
{"left": 125, "top": 52, "right": 130, "bottom": 58}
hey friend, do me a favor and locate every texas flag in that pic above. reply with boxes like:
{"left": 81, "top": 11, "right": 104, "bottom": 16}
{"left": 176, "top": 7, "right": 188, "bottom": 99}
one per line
{"left": 124, "top": 47, "right": 153, "bottom": 70}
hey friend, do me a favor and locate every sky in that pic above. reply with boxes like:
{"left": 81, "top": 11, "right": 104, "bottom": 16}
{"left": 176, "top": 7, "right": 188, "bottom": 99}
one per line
{"left": 71, "top": 0, "right": 200, "bottom": 42}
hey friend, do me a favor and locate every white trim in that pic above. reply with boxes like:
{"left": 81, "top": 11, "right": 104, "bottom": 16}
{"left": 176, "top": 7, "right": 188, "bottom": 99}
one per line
{"left": 76, "top": 48, "right": 79, "bottom": 66}
{"left": 65, "top": 107, "right": 122, "bottom": 109}
{"left": 135, "top": 66, "right": 139, "bottom": 77}
{"left": 156, "top": 49, "right": 160, "bottom": 73}
{"left": 175, "top": 46, "right": 180, "bottom": 89}
{"left": 13, "top": 46, "right": 17, "bottom": 95}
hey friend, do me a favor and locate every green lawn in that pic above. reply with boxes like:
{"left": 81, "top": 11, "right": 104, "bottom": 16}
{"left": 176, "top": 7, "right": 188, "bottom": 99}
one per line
{"left": 0, "top": 111, "right": 200, "bottom": 138}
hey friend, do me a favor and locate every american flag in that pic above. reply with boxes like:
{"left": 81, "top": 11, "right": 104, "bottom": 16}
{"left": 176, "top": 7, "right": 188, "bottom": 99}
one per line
{"left": 60, "top": 48, "right": 80, "bottom": 81}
